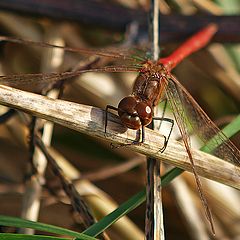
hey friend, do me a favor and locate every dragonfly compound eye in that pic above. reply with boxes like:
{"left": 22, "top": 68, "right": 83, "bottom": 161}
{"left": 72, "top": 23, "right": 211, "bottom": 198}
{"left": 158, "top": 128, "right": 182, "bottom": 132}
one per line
{"left": 118, "top": 96, "right": 138, "bottom": 114}
{"left": 117, "top": 96, "right": 141, "bottom": 130}
{"left": 135, "top": 102, "right": 152, "bottom": 126}
{"left": 119, "top": 112, "right": 141, "bottom": 130}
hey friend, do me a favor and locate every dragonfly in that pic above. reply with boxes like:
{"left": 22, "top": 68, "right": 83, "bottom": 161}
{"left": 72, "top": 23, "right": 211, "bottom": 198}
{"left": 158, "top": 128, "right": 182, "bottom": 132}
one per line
{"left": 0, "top": 24, "right": 239, "bottom": 233}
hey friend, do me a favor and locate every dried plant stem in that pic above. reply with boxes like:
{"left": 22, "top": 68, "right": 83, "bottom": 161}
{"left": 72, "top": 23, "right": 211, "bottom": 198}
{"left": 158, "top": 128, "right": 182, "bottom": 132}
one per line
{"left": 0, "top": 84, "right": 239, "bottom": 189}
{"left": 19, "top": 30, "right": 64, "bottom": 234}
{"left": 20, "top": 91, "right": 58, "bottom": 235}
{"left": 48, "top": 147, "right": 144, "bottom": 240}
{"left": 170, "top": 176, "right": 209, "bottom": 240}
{"left": 192, "top": 0, "right": 223, "bottom": 15}
{"left": 36, "top": 137, "right": 96, "bottom": 227}
{"left": 208, "top": 45, "right": 240, "bottom": 102}
{"left": 146, "top": 1, "right": 164, "bottom": 239}
{"left": 79, "top": 156, "right": 144, "bottom": 182}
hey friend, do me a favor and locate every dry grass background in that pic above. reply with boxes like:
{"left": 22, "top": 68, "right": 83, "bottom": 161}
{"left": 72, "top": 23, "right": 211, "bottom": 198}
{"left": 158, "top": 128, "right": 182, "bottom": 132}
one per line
{"left": 0, "top": 0, "right": 239, "bottom": 240}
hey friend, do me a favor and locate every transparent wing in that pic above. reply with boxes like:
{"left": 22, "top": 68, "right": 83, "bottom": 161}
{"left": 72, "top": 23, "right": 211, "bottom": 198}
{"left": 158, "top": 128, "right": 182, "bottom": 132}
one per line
{"left": 166, "top": 75, "right": 240, "bottom": 166}
{"left": 0, "top": 36, "right": 143, "bottom": 89}
{"left": 165, "top": 75, "right": 215, "bottom": 232}
{"left": 0, "top": 35, "right": 137, "bottom": 61}
{"left": 0, "top": 66, "right": 140, "bottom": 89}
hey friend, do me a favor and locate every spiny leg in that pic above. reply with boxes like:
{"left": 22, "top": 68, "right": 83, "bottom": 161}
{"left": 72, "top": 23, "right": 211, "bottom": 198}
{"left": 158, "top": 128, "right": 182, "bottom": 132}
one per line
{"left": 152, "top": 117, "right": 174, "bottom": 152}
{"left": 105, "top": 105, "right": 119, "bottom": 134}
{"left": 157, "top": 98, "right": 168, "bottom": 130}
{"left": 105, "top": 105, "right": 129, "bottom": 149}
{"left": 140, "top": 125, "right": 145, "bottom": 143}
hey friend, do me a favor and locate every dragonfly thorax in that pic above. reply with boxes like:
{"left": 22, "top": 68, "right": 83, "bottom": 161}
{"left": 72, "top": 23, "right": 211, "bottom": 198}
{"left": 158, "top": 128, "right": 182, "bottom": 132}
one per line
{"left": 117, "top": 96, "right": 152, "bottom": 130}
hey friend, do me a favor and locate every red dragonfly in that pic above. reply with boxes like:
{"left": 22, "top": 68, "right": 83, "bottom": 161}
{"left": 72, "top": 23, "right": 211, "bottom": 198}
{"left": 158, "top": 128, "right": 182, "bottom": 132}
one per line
{"left": 0, "top": 24, "right": 239, "bottom": 232}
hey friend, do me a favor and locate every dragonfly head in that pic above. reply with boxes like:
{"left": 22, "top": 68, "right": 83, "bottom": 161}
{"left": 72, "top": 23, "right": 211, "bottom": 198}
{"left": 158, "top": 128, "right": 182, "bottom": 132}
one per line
{"left": 118, "top": 96, "right": 152, "bottom": 130}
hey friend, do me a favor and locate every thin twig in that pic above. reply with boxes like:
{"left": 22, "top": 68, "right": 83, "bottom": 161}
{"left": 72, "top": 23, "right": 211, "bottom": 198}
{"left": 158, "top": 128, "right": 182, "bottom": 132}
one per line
{"left": 78, "top": 156, "right": 144, "bottom": 182}
{"left": 47, "top": 147, "right": 144, "bottom": 240}
{"left": 0, "top": 84, "right": 238, "bottom": 189}
{"left": 151, "top": 0, "right": 159, "bottom": 61}
{"left": 35, "top": 137, "right": 96, "bottom": 228}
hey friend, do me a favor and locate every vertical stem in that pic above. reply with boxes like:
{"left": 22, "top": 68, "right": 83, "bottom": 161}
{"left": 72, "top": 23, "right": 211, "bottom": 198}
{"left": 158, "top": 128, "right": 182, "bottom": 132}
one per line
{"left": 19, "top": 26, "right": 65, "bottom": 234}
{"left": 145, "top": 1, "right": 164, "bottom": 240}
{"left": 151, "top": 0, "right": 159, "bottom": 61}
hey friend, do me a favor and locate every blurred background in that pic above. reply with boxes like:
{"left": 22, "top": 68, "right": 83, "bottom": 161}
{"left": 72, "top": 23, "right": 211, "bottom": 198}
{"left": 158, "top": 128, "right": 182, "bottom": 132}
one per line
{"left": 0, "top": 0, "right": 239, "bottom": 239}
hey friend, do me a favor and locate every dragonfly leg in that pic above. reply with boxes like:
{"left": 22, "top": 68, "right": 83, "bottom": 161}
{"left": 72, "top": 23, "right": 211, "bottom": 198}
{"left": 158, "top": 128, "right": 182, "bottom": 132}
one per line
{"left": 141, "top": 125, "right": 145, "bottom": 143}
{"left": 105, "top": 105, "right": 119, "bottom": 135}
{"left": 152, "top": 117, "right": 174, "bottom": 153}
{"left": 157, "top": 98, "right": 168, "bottom": 130}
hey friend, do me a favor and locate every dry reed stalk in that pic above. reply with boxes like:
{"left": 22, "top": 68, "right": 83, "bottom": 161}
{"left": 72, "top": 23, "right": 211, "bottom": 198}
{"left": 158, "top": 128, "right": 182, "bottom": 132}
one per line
{"left": 0, "top": 84, "right": 239, "bottom": 189}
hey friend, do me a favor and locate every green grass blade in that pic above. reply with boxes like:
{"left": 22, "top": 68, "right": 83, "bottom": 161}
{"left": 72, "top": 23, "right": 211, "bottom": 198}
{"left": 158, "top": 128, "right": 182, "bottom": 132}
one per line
{"left": 0, "top": 233, "right": 70, "bottom": 240}
{"left": 0, "top": 215, "right": 97, "bottom": 240}
{"left": 82, "top": 190, "right": 145, "bottom": 237}
{"left": 169, "top": 114, "right": 240, "bottom": 180}
{"left": 220, "top": 114, "right": 240, "bottom": 137}
{"left": 170, "top": 114, "right": 240, "bottom": 182}
{"left": 201, "top": 114, "right": 240, "bottom": 153}
{"left": 161, "top": 167, "right": 184, "bottom": 185}
{"left": 82, "top": 167, "right": 183, "bottom": 237}
{"left": 214, "top": 0, "right": 240, "bottom": 15}
{"left": 83, "top": 115, "right": 240, "bottom": 237}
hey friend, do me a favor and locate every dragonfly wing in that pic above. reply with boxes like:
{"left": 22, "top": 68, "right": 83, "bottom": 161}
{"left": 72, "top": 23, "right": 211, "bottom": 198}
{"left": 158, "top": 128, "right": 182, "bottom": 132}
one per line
{"left": 167, "top": 75, "right": 240, "bottom": 166}
{"left": 165, "top": 76, "right": 215, "bottom": 232}
{"left": 0, "top": 66, "right": 140, "bottom": 89}
{"left": 0, "top": 36, "right": 135, "bottom": 61}
{"left": 0, "top": 73, "right": 63, "bottom": 88}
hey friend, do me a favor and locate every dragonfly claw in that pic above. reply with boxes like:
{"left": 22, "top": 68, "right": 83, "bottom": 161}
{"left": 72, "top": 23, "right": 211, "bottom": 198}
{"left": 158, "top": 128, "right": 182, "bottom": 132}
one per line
{"left": 159, "top": 135, "right": 168, "bottom": 153}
